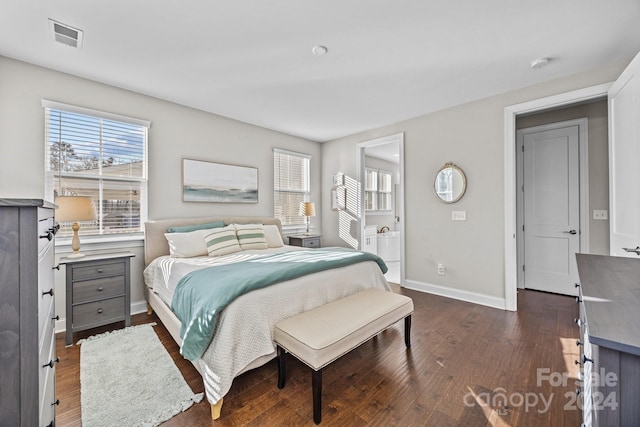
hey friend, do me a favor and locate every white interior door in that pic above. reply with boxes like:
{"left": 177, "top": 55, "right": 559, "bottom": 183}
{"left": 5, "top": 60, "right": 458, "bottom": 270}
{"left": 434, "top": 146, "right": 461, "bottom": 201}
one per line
{"left": 609, "top": 52, "right": 640, "bottom": 258}
{"left": 522, "top": 125, "right": 580, "bottom": 295}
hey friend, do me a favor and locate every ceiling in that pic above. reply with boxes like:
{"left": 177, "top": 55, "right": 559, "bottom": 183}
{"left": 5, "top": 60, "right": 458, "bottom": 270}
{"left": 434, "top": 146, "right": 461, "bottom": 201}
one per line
{"left": 2, "top": 1, "right": 640, "bottom": 142}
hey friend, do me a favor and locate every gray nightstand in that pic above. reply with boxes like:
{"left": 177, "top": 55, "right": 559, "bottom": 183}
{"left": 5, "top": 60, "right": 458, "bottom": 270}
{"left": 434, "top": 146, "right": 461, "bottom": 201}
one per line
{"left": 61, "top": 252, "right": 134, "bottom": 345}
{"left": 288, "top": 234, "right": 321, "bottom": 248}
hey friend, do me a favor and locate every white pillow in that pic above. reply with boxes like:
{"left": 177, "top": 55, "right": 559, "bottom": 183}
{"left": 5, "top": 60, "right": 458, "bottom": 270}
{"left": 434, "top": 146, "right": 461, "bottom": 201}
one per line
{"left": 204, "top": 225, "right": 242, "bottom": 256}
{"left": 234, "top": 224, "right": 268, "bottom": 250}
{"left": 164, "top": 229, "right": 212, "bottom": 257}
{"left": 263, "top": 224, "right": 285, "bottom": 248}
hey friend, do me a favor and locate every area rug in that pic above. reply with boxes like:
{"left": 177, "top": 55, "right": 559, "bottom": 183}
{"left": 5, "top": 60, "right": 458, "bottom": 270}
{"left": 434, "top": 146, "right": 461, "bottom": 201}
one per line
{"left": 79, "top": 323, "right": 203, "bottom": 427}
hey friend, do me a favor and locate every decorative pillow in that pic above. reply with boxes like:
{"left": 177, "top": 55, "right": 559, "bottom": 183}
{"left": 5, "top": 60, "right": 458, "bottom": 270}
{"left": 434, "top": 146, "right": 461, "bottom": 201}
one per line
{"left": 263, "top": 224, "right": 285, "bottom": 248}
{"left": 204, "top": 225, "right": 242, "bottom": 256}
{"left": 234, "top": 224, "right": 268, "bottom": 250}
{"left": 164, "top": 229, "right": 213, "bottom": 257}
{"left": 166, "top": 220, "right": 225, "bottom": 233}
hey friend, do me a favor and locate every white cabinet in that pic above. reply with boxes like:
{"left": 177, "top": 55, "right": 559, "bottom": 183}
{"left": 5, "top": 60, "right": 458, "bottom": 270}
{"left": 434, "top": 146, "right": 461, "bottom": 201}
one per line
{"left": 363, "top": 225, "right": 378, "bottom": 254}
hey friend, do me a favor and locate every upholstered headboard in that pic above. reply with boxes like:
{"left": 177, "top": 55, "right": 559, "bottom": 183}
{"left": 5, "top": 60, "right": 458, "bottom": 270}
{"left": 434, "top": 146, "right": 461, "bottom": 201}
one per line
{"left": 144, "top": 216, "right": 283, "bottom": 265}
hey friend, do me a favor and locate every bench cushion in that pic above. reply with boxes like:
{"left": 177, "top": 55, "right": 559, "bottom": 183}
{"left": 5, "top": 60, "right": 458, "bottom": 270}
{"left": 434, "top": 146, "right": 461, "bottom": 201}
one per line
{"left": 273, "top": 289, "right": 413, "bottom": 371}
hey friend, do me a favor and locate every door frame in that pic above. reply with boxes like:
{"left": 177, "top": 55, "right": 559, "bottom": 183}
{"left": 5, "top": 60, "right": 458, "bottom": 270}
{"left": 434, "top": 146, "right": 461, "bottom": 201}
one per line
{"left": 357, "top": 132, "right": 405, "bottom": 285}
{"left": 516, "top": 118, "right": 590, "bottom": 290}
{"left": 503, "top": 83, "right": 612, "bottom": 311}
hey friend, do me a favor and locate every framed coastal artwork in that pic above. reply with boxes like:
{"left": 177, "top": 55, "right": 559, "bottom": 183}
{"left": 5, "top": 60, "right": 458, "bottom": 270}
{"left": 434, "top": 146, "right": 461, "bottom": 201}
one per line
{"left": 182, "top": 158, "right": 258, "bottom": 203}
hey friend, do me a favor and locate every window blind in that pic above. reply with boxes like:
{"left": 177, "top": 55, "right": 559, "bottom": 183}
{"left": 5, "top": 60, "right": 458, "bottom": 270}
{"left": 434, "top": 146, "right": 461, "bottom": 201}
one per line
{"left": 44, "top": 101, "right": 149, "bottom": 237}
{"left": 273, "top": 148, "right": 310, "bottom": 226}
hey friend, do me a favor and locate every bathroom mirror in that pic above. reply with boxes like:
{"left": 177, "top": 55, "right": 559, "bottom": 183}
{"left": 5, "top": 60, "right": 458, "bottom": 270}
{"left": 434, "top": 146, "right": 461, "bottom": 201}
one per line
{"left": 434, "top": 162, "right": 466, "bottom": 203}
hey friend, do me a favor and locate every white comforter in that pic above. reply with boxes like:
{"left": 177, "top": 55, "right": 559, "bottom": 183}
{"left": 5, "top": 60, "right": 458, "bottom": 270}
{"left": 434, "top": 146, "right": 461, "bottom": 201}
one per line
{"left": 143, "top": 246, "right": 391, "bottom": 405}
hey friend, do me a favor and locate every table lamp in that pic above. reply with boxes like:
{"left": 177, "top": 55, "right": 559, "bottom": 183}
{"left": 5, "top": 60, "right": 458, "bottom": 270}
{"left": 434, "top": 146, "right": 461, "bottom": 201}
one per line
{"left": 55, "top": 196, "right": 96, "bottom": 258}
{"left": 300, "top": 201, "right": 316, "bottom": 235}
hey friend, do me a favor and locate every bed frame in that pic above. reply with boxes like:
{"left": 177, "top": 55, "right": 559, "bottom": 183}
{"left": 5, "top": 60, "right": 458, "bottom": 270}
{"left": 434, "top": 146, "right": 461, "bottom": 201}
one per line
{"left": 143, "top": 216, "right": 284, "bottom": 419}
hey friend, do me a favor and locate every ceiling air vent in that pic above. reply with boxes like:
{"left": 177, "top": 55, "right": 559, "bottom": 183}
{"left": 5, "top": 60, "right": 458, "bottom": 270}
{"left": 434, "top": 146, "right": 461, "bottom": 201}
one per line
{"left": 49, "top": 19, "right": 83, "bottom": 49}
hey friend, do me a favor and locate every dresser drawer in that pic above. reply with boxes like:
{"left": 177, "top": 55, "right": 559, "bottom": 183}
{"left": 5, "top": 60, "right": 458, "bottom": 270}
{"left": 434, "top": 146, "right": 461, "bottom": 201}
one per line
{"left": 39, "top": 327, "right": 56, "bottom": 418}
{"left": 39, "top": 351, "right": 56, "bottom": 427}
{"left": 73, "top": 276, "right": 125, "bottom": 304}
{"left": 37, "top": 209, "right": 55, "bottom": 250}
{"left": 39, "top": 297, "right": 55, "bottom": 353}
{"left": 72, "top": 297, "right": 125, "bottom": 329}
{"left": 38, "top": 242, "right": 55, "bottom": 338}
{"left": 72, "top": 261, "right": 125, "bottom": 281}
{"left": 303, "top": 237, "right": 321, "bottom": 248}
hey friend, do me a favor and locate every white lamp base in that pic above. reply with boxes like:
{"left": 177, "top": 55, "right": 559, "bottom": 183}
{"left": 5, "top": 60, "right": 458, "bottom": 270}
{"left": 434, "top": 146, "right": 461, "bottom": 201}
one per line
{"left": 66, "top": 252, "right": 86, "bottom": 259}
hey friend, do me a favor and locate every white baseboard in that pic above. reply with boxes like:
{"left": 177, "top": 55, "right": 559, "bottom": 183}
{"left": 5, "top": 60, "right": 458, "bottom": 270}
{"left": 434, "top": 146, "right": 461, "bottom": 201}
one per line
{"left": 404, "top": 279, "right": 507, "bottom": 310}
{"left": 55, "top": 299, "right": 149, "bottom": 334}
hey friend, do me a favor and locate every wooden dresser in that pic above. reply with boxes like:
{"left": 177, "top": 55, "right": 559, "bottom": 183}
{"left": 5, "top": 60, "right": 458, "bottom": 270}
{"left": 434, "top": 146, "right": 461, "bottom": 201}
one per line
{"left": 575, "top": 253, "right": 640, "bottom": 427}
{"left": 0, "top": 198, "right": 59, "bottom": 427}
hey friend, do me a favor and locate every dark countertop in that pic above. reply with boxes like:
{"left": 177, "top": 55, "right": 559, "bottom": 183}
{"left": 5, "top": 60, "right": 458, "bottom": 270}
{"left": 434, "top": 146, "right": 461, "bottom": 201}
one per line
{"left": 576, "top": 253, "right": 640, "bottom": 356}
{"left": 0, "top": 198, "right": 57, "bottom": 209}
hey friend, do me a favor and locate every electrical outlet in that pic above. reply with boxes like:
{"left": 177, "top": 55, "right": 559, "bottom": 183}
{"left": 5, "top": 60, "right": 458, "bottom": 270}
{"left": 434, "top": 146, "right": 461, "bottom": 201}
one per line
{"left": 437, "top": 263, "right": 446, "bottom": 275}
{"left": 452, "top": 211, "right": 467, "bottom": 221}
{"left": 593, "top": 210, "right": 608, "bottom": 220}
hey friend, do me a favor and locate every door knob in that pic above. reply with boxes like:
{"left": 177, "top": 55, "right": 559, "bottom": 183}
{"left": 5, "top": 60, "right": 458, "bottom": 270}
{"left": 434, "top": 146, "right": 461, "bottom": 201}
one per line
{"left": 563, "top": 230, "right": 577, "bottom": 235}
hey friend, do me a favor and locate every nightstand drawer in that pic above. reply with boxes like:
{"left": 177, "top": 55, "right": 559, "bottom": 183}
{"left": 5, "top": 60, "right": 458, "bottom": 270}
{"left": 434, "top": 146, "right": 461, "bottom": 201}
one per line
{"left": 72, "top": 261, "right": 125, "bottom": 281}
{"left": 72, "top": 297, "right": 125, "bottom": 328}
{"left": 73, "top": 276, "right": 126, "bottom": 304}
{"left": 303, "top": 237, "right": 321, "bottom": 248}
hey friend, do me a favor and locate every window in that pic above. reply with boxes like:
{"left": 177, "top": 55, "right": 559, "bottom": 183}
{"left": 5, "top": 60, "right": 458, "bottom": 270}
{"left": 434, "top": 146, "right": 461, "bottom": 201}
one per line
{"left": 273, "top": 148, "right": 310, "bottom": 227}
{"left": 378, "top": 170, "right": 392, "bottom": 211}
{"left": 364, "top": 168, "right": 378, "bottom": 211}
{"left": 365, "top": 168, "right": 392, "bottom": 212}
{"left": 44, "top": 100, "right": 149, "bottom": 238}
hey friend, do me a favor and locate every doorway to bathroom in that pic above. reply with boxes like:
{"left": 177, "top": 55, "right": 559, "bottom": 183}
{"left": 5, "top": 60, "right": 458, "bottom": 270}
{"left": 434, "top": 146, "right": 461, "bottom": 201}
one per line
{"left": 357, "top": 133, "right": 405, "bottom": 285}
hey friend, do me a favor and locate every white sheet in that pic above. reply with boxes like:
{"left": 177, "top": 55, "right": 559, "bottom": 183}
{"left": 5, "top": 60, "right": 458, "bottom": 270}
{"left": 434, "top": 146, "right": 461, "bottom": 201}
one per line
{"left": 142, "top": 247, "right": 391, "bottom": 405}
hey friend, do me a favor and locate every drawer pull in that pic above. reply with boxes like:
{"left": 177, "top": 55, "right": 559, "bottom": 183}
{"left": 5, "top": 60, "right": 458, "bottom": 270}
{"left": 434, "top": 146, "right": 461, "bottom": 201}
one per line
{"left": 576, "top": 296, "right": 582, "bottom": 303}
{"left": 574, "top": 283, "right": 580, "bottom": 288}
{"left": 582, "top": 355, "right": 593, "bottom": 364}
{"left": 40, "top": 231, "right": 54, "bottom": 241}
{"left": 576, "top": 340, "right": 583, "bottom": 347}
{"left": 52, "top": 315, "right": 60, "bottom": 321}
{"left": 97, "top": 269, "right": 104, "bottom": 274}
{"left": 51, "top": 224, "right": 60, "bottom": 235}
{"left": 43, "top": 357, "right": 60, "bottom": 369}
{"left": 574, "top": 318, "right": 585, "bottom": 327}
{"left": 52, "top": 399, "right": 60, "bottom": 406}
{"left": 575, "top": 359, "right": 581, "bottom": 366}
{"left": 53, "top": 265, "right": 60, "bottom": 271}
{"left": 97, "top": 286, "right": 104, "bottom": 292}
{"left": 42, "top": 288, "right": 54, "bottom": 297}
{"left": 97, "top": 308, "right": 104, "bottom": 314}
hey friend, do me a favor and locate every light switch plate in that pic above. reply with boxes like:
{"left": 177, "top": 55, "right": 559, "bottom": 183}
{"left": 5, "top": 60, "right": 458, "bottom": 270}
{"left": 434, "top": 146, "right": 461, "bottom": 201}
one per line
{"left": 593, "top": 210, "right": 608, "bottom": 220}
{"left": 452, "top": 211, "right": 467, "bottom": 221}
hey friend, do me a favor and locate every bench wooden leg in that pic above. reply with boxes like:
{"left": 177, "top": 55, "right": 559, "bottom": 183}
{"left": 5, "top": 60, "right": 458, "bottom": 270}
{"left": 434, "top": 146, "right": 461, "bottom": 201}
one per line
{"left": 404, "top": 315, "right": 412, "bottom": 348}
{"left": 312, "top": 369, "right": 322, "bottom": 424}
{"left": 277, "top": 345, "right": 286, "bottom": 389}
{"left": 210, "top": 398, "right": 223, "bottom": 420}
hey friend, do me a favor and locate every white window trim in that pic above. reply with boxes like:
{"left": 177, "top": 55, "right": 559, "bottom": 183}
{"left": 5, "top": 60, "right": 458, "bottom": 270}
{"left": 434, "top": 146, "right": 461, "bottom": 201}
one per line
{"left": 44, "top": 100, "right": 150, "bottom": 237}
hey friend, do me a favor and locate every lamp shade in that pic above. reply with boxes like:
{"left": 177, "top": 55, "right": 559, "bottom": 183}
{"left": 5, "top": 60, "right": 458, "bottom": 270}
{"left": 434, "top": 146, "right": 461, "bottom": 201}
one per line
{"left": 301, "top": 202, "right": 316, "bottom": 217}
{"left": 55, "top": 196, "right": 97, "bottom": 222}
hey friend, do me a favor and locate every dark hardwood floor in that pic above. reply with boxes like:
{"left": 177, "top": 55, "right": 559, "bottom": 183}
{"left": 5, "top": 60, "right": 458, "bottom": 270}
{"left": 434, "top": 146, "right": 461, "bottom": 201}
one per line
{"left": 55, "top": 288, "right": 581, "bottom": 426}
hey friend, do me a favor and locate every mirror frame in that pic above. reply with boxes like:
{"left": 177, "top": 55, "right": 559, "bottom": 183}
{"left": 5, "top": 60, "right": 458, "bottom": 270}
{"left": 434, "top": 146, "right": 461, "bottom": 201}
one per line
{"left": 434, "top": 162, "right": 467, "bottom": 203}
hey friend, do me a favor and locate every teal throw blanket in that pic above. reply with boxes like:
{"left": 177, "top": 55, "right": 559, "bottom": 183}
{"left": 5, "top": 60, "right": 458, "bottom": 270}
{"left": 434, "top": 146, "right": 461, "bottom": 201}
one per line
{"left": 171, "top": 248, "right": 387, "bottom": 360}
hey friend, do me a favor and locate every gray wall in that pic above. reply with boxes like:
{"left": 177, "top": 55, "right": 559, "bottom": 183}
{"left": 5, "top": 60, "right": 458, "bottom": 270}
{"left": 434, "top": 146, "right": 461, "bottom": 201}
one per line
{"left": 516, "top": 99, "right": 609, "bottom": 255}
{"left": 321, "top": 59, "right": 629, "bottom": 304}
{"left": 0, "top": 56, "right": 321, "bottom": 328}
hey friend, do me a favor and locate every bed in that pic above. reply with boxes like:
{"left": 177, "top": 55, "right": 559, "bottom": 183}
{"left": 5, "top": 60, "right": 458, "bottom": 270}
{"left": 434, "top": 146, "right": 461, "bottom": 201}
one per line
{"left": 142, "top": 216, "right": 391, "bottom": 419}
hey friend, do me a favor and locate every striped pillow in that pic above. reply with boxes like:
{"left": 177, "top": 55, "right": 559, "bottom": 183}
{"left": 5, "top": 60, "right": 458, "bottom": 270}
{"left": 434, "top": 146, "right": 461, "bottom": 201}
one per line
{"left": 204, "top": 225, "right": 241, "bottom": 256}
{"left": 234, "top": 224, "right": 268, "bottom": 250}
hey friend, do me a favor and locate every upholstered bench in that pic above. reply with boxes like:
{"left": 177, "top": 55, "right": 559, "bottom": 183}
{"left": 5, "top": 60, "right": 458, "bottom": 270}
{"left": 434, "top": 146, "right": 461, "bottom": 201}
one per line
{"left": 273, "top": 288, "right": 414, "bottom": 424}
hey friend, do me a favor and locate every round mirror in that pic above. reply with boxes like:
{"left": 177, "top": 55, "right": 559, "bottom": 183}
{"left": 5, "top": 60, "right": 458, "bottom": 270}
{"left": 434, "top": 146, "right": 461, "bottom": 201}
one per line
{"left": 434, "top": 162, "right": 466, "bottom": 203}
